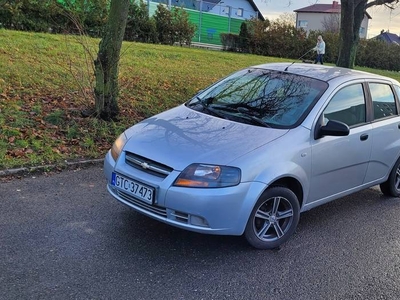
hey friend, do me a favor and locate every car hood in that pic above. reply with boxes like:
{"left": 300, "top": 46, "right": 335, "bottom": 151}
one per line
{"left": 123, "top": 105, "right": 288, "bottom": 170}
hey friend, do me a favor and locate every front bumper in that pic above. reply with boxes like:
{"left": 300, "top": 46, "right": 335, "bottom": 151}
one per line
{"left": 104, "top": 150, "right": 267, "bottom": 236}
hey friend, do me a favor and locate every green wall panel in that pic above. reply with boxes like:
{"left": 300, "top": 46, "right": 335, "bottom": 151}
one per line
{"left": 186, "top": 9, "right": 244, "bottom": 45}
{"left": 149, "top": 2, "right": 244, "bottom": 46}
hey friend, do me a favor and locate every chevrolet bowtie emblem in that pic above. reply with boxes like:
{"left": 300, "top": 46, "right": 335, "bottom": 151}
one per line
{"left": 140, "top": 162, "right": 150, "bottom": 169}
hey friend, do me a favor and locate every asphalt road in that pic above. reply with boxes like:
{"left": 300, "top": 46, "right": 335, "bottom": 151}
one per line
{"left": 1, "top": 166, "right": 400, "bottom": 300}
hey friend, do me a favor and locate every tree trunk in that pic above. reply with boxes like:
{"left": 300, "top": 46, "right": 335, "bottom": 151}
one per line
{"left": 336, "top": 0, "right": 367, "bottom": 68}
{"left": 94, "top": 0, "right": 130, "bottom": 120}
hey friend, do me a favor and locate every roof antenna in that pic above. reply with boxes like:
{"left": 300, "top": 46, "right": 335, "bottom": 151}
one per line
{"left": 285, "top": 48, "right": 314, "bottom": 71}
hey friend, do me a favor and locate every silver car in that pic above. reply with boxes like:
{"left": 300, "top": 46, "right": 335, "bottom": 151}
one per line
{"left": 104, "top": 63, "right": 400, "bottom": 249}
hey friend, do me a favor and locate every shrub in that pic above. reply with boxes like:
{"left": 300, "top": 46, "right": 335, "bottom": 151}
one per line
{"left": 171, "top": 7, "right": 196, "bottom": 46}
{"left": 264, "top": 21, "right": 306, "bottom": 59}
{"left": 238, "top": 22, "right": 250, "bottom": 53}
{"left": 125, "top": 0, "right": 157, "bottom": 43}
{"left": 154, "top": 3, "right": 174, "bottom": 45}
{"left": 220, "top": 33, "right": 240, "bottom": 51}
{"left": 356, "top": 39, "right": 400, "bottom": 71}
{"left": 0, "top": 0, "right": 108, "bottom": 36}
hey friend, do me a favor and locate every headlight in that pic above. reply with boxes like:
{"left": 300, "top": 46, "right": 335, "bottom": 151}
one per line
{"left": 174, "top": 164, "right": 241, "bottom": 188}
{"left": 110, "top": 133, "right": 127, "bottom": 161}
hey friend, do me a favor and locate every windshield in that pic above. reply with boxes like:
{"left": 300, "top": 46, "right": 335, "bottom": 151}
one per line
{"left": 186, "top": 68, "right": 328, "bottom": 128}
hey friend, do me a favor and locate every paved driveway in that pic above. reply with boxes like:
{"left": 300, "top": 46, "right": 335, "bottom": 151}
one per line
{"left": 1, "top": 166, "right": 400, "bottom": 299}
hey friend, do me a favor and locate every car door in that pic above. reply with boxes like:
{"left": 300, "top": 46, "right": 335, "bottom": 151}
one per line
{"left": 363, "top": 82, "right": 400, "bottom": 183}
{"left": 308, "top": 82, "right": 373, "bottom": 204}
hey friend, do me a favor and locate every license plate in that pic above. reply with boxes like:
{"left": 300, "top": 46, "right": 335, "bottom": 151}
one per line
{"left": 111, "top": 173, "right": 154, "bottom": 204}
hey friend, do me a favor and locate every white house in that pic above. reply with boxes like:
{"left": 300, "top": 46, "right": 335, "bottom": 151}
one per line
{"left": 294, "top": 1, "right": 370, "bottom": 39}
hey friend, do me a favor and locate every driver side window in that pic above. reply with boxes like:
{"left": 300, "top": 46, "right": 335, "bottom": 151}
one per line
{"left": 323, "top": 84, "right": 366, "bottom": 127}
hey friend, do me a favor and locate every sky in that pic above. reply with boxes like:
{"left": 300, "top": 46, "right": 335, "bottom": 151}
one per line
{"left": 253, "top": 0, "right": 400, "bottom": 38}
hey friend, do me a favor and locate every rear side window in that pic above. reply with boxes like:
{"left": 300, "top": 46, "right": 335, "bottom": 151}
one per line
{"left": 369, "top": 83, "right": 397, "bottom": 120}
{"left": 323, "top": 84, "right": 366, "bottom": 127}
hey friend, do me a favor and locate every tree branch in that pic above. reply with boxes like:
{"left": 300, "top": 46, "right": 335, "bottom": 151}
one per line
{"left": 366, "top": 0, "right": 399, "bottom": 9}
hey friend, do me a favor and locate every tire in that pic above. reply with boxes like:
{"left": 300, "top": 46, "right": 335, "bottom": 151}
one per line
{"left": 380, "top": 157, "right": 400, "bottom": 197}
{"left": 244, "top": 186, "right": 300, "bottom": 250}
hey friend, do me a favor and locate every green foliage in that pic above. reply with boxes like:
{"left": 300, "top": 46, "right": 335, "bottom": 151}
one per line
{"left": 171, "top": 7, "right": 196, "bottom": 46}
{"left": 153, "top": 4, "right": 195, "bottom": 46}
{"left": 238, "top": 22, "right": 250, "bottom": 53}
{"left": 124, "top": 0, "right": 157, "bottom": 43}
{"left": 0, "top": 0, "right": 61, "bottom": 32}
{"left": 356, "top": 39, "right": 400, "bottom": 71}
{"left": 154, "top": 3, "right": 174, "bottom": 45}
{"left": 220, "top": 33, "right": 240, "bottom": 51}
{"left": 66, "top": 123, "right": 79, "bottom": 139}
{"left": 233, "top": 18, "right": 305, "bottom": 58}
{"left": 245, "top": 18, "right": 268, "bottom": 55}
{"left": 263, "top": 21, "right": 306, "bottom": 59}
{"left": 44, "top": 109, "right": 64, "bottom": 125}
{"left": 0, "top": 0, "right": 109, "bottom": 36}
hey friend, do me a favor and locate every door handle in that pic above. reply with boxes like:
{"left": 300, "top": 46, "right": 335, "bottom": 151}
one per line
{"left": 360, "top": 134, "right": 369, "bottom": 141}
{"left": 398, "top": 123, "right": 400, "bottom": 129}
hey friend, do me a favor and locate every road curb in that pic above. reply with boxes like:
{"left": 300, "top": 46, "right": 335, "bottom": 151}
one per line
{"left": 0, "top": 158, "right": 104, "bottom": 178}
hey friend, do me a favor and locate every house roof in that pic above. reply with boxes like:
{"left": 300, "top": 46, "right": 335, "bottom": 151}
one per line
{"left": 294, "top": 3, "right": 340, "bottom": 14}
{"left": 294, "top": 1, "right": 372, "bottom": 19}
{"left": 374, "top": 31, "right": 400, "bottom": 45}
{"left": 247, "top": 0, "right": 265, "bottom": 20}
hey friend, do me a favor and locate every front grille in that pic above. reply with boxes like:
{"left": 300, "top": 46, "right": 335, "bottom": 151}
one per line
{"left": 125, "top": 152, "right": 173, "bottom": 178}
{"left": 116, "top": 190, "right": 167, "bottom": 218}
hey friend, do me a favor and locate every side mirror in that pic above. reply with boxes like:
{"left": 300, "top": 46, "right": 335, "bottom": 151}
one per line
{"left": 316, "top": 120, "right": 350, "bottom": 139}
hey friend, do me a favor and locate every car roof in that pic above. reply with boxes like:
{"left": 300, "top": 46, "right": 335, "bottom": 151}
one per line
{"left": 252, "top": 62, "right": 396, "bottom": 83}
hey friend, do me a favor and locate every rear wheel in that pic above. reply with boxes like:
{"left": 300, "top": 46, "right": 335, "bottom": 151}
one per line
{"left": 244, "top": 186, "right": 300, "bottom": 250}
{"left": 380, "top": 157, "right": 400, "bottom": 197}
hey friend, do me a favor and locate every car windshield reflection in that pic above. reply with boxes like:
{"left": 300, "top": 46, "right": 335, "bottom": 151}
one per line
{"left": 187, "top": 68, "right": 328, "bottom": 128}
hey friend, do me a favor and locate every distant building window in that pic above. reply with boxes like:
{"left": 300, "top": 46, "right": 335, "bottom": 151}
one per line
{"left": 237, "top": 8, "right": 243, "bottom": 17}
{"left": 298, "top": 20, "right": 308, "bottom": 28}
{"left": 359, "top": 27, "right": 365, "bottom": 34}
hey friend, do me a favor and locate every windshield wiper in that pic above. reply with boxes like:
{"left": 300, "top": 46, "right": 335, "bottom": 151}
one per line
{"left": 236, "top": 107, "right": 271, "bottom": 128}
{"left": 236, "top": 114, "right": 271, "bottom": 128}
{"left": 207, "top": 104, "right": 271, "bottom": 127}
{"left": 191, "top": 97, "right": 231, "bottom": 120}
{"left": 196, "top": 96, "right": 214, "bottom": 106}
{"left": 189, "top": 100, "right": 269, "bottom": 127}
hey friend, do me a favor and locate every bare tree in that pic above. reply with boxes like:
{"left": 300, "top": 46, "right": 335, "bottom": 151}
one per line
{"left": 337, "top": 0, "right": 399, "bottom": 68}
{"left": 322, "top": 14, "right": 340, "bottom": 33}
{"left": 275, "top": 12, "right": 296, "bottom": 27}
{"left": 93, "top": 0, "right": 130, "bottom": 120}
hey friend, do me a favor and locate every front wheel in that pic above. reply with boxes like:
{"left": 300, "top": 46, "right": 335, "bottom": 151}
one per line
{"left": 244, "top": 187, "right": 300, "bottom": 250}
{"left": 380, "top": 157, "right": 400, "bottom": 197}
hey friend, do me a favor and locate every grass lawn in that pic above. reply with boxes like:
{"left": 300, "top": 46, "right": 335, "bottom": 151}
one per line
{"left": 1, "top": 29, "right": 400, "bottom": 170}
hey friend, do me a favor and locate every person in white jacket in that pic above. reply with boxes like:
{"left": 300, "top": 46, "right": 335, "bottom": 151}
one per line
{"left": 314, "top": 35, "right": 326, "bottom": 64}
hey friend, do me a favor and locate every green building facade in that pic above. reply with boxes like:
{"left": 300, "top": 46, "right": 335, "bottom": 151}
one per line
{"left": 148, "top": 1, "right": 253, "bottom": 46}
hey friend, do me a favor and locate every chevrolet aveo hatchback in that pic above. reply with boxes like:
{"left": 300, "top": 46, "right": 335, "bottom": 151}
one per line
{"left": 104, "top": 63, "right": 400, "bottom": 249}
